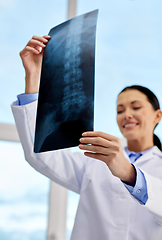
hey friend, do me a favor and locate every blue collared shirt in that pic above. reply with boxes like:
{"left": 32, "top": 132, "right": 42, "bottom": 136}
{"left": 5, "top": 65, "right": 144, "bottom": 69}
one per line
{"left": 17, "top": 93, "right": 38, "bottom": 105}
{"left": 17, "top": 93, "right": 149, "bottom": 205}
{"left": 123, "top": 147, "right": 149, "bottom": 204}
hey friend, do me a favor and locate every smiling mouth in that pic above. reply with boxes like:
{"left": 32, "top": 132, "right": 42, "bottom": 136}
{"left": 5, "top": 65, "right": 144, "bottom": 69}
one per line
{"left": 123, "top": 123, "right": 139, "bottom": 129}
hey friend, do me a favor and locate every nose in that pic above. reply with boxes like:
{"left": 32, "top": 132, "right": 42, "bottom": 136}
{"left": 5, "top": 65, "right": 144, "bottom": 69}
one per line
{"left": 124, "top": 109, "right": 133, "bottom": 120}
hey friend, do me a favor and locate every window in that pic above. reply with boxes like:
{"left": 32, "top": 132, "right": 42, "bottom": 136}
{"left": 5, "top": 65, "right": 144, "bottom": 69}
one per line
{"left": 0, "top": 140, "right": 49, "bottom": 240}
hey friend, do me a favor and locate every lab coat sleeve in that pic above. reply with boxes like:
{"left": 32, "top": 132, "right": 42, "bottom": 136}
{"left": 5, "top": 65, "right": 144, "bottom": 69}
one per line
{"left": 141, "top": 170, "right": 162, "bottom": 225}
{"left": 11, "top": 100, "right": 91, "bottom": 194}
{"left": 123, "top": 165, "right": 148, "bottom": 204}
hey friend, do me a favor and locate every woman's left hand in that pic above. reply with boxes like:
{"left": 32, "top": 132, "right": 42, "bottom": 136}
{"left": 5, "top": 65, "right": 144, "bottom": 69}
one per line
{"left": 79, "top": 131, "right": 136, "bottom": 186}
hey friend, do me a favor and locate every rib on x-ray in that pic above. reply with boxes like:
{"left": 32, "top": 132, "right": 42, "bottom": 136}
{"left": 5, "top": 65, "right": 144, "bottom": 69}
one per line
{"left": 34, "top": 9, "right": 98, "bottom": 153}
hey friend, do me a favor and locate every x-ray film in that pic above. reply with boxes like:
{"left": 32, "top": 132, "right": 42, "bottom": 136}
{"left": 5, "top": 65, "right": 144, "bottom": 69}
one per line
{"left": 34, "top": 9, "right": 98, "bottom": 153}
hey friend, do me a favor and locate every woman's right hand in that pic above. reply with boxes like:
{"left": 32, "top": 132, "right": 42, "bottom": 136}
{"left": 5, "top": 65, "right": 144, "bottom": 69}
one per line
{"left": 20, "top": 35, "right": 51, "bottom": 94}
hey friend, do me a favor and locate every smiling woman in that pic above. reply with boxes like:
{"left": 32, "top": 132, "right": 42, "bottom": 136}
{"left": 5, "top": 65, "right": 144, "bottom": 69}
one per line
{"left": 116, "top": 85, "right": 162, "bottom": 152}
{"left": 79, "top": 85, "right": 162, "bottom": 188}
{"left": 11, "top": 38, "right": 162, "bottom": 238}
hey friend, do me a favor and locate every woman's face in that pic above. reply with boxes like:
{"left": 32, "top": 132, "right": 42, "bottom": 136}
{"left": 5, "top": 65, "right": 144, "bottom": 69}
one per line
{"left": 116, "top": 89, "right": 161, "bottom": 141}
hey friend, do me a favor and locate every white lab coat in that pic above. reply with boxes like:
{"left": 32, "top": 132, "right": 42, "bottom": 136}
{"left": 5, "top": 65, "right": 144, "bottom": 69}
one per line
{"left": 11, "top": 100, "right": 162, "bottom": 240}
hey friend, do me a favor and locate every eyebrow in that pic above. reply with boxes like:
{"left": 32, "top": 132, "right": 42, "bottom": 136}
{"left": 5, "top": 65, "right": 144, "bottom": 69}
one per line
{"left": 117, "top": 100, "right": 142, "bottom": 107}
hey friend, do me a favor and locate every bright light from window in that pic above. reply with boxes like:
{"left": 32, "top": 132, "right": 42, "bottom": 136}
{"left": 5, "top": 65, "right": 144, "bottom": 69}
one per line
{"left": 0, "top": 140, "right": 49, "bottom": 239}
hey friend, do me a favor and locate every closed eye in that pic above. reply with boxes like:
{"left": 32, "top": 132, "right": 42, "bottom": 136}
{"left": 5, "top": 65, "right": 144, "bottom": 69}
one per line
{"left": 133, "top": 107, "right": 141, "bottom": 110}
{"left": 117, "top": 110, "right": 123, "bottom": 114}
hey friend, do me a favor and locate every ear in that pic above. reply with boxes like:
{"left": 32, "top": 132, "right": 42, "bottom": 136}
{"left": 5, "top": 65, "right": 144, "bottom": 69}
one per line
{"left": 154, "top": 109, "right": 162, "bottom": 125}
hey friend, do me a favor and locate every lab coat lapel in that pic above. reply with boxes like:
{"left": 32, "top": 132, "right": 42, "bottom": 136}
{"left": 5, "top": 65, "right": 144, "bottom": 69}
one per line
{"left": 136, "top": 146, "right": 162, "bottom": 165}
{"left": 123, "top": 146, "right": 162, "bottom": 165}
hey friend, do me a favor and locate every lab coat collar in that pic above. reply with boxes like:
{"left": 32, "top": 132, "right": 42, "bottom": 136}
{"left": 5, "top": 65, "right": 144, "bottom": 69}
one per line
{"left": 123, "top": 146, "right": 162, "bottom": 164}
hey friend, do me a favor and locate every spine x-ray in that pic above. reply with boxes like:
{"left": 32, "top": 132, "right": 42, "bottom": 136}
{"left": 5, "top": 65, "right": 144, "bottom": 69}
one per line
{"left": 34, "top": 9, "right": 98, "bottom": 153}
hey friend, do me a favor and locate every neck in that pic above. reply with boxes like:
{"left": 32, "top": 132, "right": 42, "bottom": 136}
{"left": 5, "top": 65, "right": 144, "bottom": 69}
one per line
{"left": 127, "top": 136, "right": 154, "bottom": 152}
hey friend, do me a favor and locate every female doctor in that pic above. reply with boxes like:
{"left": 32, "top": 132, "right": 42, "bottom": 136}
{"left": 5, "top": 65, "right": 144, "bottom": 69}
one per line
{"left": 12, "top": 35, "right": 162, "bottom": 240}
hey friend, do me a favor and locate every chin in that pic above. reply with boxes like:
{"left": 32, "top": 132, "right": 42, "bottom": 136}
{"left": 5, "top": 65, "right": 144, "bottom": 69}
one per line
{"left": 122, "top": 132, "right": 138, "bottom": 141}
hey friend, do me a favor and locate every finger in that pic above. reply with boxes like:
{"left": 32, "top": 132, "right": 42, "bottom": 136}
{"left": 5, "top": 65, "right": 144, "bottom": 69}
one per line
{"left": 20, "top": 46, "right": 40, "bottom": 56}
{"left": 32, "top": 35, "right": 51, "bottom": 49}
{"left": 42, "top": 35, "right": 51, "bottom": 39}
{"left": 27, "top": 39, "right": 46, "bottom": 48}
{"left": 80, "top": 136, "right": 110, "bottom": 148}
{"left": 84, "top": 152, "right": 108, "bottom": 162}
{"left": 79, "top": 144, "right": 108, "bottom": 155}
{"left": 35, "top": 45, "right": 41, "bottom": 52}
{"left": 82, "top": 131, "right": 117, "bottom": 141}
{"left": 32, "top": 35, "right": 51, "bottom": 43}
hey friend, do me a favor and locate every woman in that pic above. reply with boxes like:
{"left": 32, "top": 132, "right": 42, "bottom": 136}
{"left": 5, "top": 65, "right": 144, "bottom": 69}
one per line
{"left": 12, "top": 35, "right": 162, "bottom": 240}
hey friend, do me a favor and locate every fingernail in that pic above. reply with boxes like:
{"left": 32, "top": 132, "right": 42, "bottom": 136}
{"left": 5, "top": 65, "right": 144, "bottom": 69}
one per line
{"left": 80, "top": 138, "right": 84, "bottom": 142}
{"left": 82, "top": 132, "right": 87, "bottom": 136}
{"left": 79, "top": 144, "right": 84, "bottom": 149}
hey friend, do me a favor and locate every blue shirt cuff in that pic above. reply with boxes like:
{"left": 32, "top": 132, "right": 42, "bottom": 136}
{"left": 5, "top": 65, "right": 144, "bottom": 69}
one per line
{"left": 17, "top": 93, "right": 38, "bottom": 105}
{"left": 123, "top": 165, "right": 148, "bottom": 205}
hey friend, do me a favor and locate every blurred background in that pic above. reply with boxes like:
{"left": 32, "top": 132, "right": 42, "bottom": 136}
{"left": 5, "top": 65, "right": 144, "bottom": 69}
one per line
{"left": 0, "top": 0, "right": 162, "bottom": 239}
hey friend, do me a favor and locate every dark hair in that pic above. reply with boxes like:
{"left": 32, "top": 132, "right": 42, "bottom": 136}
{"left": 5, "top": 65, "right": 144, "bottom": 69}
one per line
{"left": 119, "top": 85, "right": 161, "bottom": 150}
